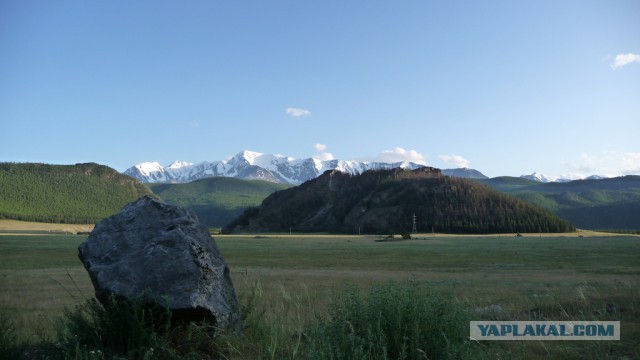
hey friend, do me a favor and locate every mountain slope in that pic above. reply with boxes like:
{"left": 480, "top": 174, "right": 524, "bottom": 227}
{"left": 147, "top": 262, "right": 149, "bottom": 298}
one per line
{"left": 482, "top": 176, "right": 542, "bottom": 192}
{"left": 149, "top": 177, "right": 292, "bottom": 227}
{"left": 226, "top": 168, "right": 575, "bottom": 234}
{"left": 481, "top": 176, "right": 640, "bottom": 229}
{"left": 124, "top": 150, "right": 488, "bottom": 185}
{"left": 442, "top": 168, "right": 488, "bottom": 179}
{"left": 0, "top": 163, "right": 153, "bottom": 224}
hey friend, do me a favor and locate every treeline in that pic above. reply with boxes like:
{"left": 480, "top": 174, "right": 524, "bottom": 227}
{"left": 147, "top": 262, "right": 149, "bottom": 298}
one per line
{"left": 557, "top": 202, "right": 640, "bottom": 231}
{"left": 227, "top": 168, "right": 575, "bottom": 234}
{"left": 0, "top": 162, "right": 153, "bottom": 224}
{"left": 402, "top": 178, "right": 575, "bottom": 234}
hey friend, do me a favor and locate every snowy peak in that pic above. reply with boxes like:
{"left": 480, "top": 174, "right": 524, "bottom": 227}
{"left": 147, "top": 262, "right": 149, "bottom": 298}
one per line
{"left": 167, "top": 160, "right": 193, "bottom": 169}
{"left": 520, "top": 172, "right": 611, "bottom": 183}
{"left": 236, "top": 150, "right": 263, "bottom": 165}
{"left": 135, "top": 162, "right": 164, "bottom": 175}
{"left": 127, "top": 162, "right": 169, "bottom": 182}
{"left": 520, "top": 172, "right": 556, "bottom": 183}
{"left": 123, "top": 152, "right": 613, "bottom": 185}
{"left": 124, "top": 150, "right": 434, "bottom": 184}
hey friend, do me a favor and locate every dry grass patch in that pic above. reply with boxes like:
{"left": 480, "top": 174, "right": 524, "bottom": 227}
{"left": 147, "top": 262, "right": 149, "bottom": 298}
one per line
{"left": 0, "top": 220, "right": 94, "bottom": 234}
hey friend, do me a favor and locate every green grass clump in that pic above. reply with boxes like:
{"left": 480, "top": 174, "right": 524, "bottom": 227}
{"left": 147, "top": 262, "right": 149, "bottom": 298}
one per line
{"left": 308, "top": 279, "right": 474, "bottom": 360}
{"left": 217, "top": 274, "right": 316, "bottom": 359}
{"left": 35, "top": 278, "right": 478, "bottom": 359}
{"left": 54, "top": 295, "right": 176, "bottom": 359}
{"left": 51, "top": 294, "right": 238, "bottom": 359}
{"left": 0, "top": 313, "right": 25, "bottom": 360}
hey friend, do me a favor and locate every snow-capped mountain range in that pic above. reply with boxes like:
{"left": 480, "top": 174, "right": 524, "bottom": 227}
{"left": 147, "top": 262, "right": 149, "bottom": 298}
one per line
{"left": 123, "top": 150, "right": 608, "bottom": 184}
{"left": 520, "top": 172, "right": 609, "bottom": 183}
{"left": 124, "top": 150, "right": 487, "bottom": 184}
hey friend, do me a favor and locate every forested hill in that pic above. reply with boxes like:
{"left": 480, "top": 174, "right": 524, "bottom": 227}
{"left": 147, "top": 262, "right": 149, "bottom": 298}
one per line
{"left": 226, "top": 167, "right": 575, "bottom": 234}
{"left": 480, "top": 175, "right": 640, "bottom": 230}
{"left": 0, "top": 163, "right": 153, "bottom": 224}
{"left": 149, "top": 177, "right": 292, "bottom": 227}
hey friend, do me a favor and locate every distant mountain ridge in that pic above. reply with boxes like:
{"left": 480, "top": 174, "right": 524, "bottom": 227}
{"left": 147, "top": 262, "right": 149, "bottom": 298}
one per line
{"left": 481, "top": 175, "right": 640, "bottom": 230}
{"left": 519, "top": 172, "right": 610, "bottom": 183}
{"left": 124, "top": 150, "right": 486, "bottom": 184}
{"left": 125, "top": 150, "right": 618, "bottom": 185}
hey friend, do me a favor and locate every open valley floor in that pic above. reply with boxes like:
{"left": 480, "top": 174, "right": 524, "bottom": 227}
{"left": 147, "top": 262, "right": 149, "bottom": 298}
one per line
{"left": 1, "top": 221, "right": 638, "bottom": 358}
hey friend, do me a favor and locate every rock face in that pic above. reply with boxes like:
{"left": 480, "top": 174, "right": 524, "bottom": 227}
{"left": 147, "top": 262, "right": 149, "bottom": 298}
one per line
{"left": 78, "top": 196, "right": 242, "bottom": 331}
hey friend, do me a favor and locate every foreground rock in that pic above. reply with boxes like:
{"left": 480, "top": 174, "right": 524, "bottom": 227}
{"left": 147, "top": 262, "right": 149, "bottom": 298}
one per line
{"left": 78, "top": 196, "right": 242, "bottom": 332}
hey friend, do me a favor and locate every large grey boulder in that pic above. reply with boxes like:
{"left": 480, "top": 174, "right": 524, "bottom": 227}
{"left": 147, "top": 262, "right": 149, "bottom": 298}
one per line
{"left": 78, "top": 196, "right": 242, "bottom": 332}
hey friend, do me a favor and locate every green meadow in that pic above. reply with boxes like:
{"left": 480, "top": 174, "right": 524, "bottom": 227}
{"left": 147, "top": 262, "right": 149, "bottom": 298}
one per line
{"left": 1, "top": 225, "right": 639, "bottom": 358}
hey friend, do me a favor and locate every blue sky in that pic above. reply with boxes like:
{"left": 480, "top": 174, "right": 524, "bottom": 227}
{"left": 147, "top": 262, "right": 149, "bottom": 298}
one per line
{"left": 1, "top": 1, "right": 639, "bottom": 178}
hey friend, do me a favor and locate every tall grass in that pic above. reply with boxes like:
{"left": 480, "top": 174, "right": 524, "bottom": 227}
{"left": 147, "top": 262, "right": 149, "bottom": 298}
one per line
{"left": 2, "top": 278, "right": 639, "bottom": 359}
{"left": 218, "top": 272, "right": 317, "bottom": 359}
{"left": 0, "top": 313, "right": 24, "bottom": 359}
{"left": 307, "top": 279, "right": 474, "bottom": 360}
{"left": 469, "top": 280, "right": 640, "bottom": 359}
{"left": 54, "top": 295, "right": 175, "bottom": 359}
{"left": 5, "top": 278, "right": 476, "bottom": 359}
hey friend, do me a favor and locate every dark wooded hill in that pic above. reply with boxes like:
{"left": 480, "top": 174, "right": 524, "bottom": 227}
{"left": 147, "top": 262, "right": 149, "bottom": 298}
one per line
{"left": 226, "top": 167, "right": 575, "bottom": 234}
{"left": 0, "top": 162, "right": 153, "bottom": 224}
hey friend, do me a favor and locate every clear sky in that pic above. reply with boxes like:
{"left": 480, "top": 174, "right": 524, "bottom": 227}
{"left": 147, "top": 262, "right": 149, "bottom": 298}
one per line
{"left": 1, "top": 1, "right": 639, "bottom": 178}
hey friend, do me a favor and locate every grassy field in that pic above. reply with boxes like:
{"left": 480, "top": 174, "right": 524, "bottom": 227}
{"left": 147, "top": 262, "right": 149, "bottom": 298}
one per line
{"left": 1, "top": 220, "right": 639, "bottom": 358}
